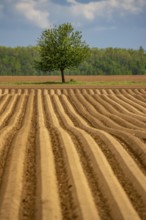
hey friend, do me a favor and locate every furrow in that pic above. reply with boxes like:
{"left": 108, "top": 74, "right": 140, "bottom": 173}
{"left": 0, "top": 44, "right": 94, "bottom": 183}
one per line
{"left": 84, "top": 93, "right": 146, "bottom": 127}
{"left": 0, "top": 94, "right": 27, "bottom": 186}
{"left": 62, "top": 92, "right": 146, "bottom": 168}
{"left": 106, "top": 93, "right": 146, "bottom": 114}
{"left": 78, "top": 93, "right": 146, "bottom": 131}
{"left": 10, "top": 89, "right": 16, "bottom": 95}
{"left": 117, "top": 94, "right": 146, "bottom": 114}
{"left": 125, "top": 89, "right": 135, "bottom": 95}
{"left": 95, "top": 89, "right": 101, "bottom": 94}
{"left": 120, "top": 89, "right": 128, "bottom": 95}
{"left": 84, "top": 93, "right": 115, "bottom": 114}
{"left": 59, "top": 93, "right": 146, "bottom": 219}
{"left": 0, "top": 95, "right": 20, "bottom": 129}
{"left": 35, "top": 90, "right": 62, "bottom": 220}
{"left": 0, "top": 87, "right": 146, "bottom": 220}
{"left": 70, "top": 93, "right": 146, "bottom": 138}
{"left": 108, "top": 130, "right": 146, "bottom": 170}
{"left": 102, "top": 94, "right": 146, "bottom": 122}
{"left": 44, "top": 95, "right": 82, "bottom": 220}
{"left": 95, "top": 130, "right": 146, "bottom": 199}
{"left": 3, "top": 89, "right": 9, "bottom": 94}
{"left": 125, "top": 93, "right": 146, "bottom": 108}
{"left": 93, "top": 94, "right": 127, "bottom": 114}
{"left": 0, "top": 94, "right": 11, "bottom": 115}
{"left": 19, "top": 95, "right": 36, "bottom": 220}
{"left": 134, "top": 94, "right": 146, "bottom": 103}
{"left": 140, "top": 89, "right": 146, "bottom": 94}
{"left": 134, "top": 89, "right": 144, "bottom": 95}
{"left": 82, "top": 94, "right": 137, "bottom": 129}
{"left": 0, "top": 92, "right": 35, "bottom": 220}
{"left": 52, "top": 93, "right": 141, "bottom": 220}
{"left": 66, "top": 94, "right": 106, "bottom": 128}
{"left": 83, "top": 93, "right": 146, "bottom": 129}
{"left": 67, "top": 93, "right": 146, "bottom": 168}
{"left": 44, "top": 94, "right": 100, "bottom": 220}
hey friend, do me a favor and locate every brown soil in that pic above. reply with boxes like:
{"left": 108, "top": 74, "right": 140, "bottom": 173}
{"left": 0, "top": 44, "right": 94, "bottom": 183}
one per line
{"left": 0, "top": 75, "right": 146, "bottom": 89}
{"left": 0, "top": 87, "right": 146, "bottom": 220}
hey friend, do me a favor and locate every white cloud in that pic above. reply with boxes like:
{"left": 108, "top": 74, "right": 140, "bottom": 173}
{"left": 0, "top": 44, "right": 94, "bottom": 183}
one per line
{"left": 67, "top": 0, "right": 146, "bottom": 21}
{"left": 2, "top": 0, "right": 146, "bottom": 30}
{"left": 15, "top": 0, "right": 51, "bottom": 28}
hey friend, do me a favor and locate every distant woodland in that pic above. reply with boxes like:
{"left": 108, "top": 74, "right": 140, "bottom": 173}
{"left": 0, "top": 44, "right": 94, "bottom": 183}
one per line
{"left": 0, "top": 46, "right": 146, "bottom": 76}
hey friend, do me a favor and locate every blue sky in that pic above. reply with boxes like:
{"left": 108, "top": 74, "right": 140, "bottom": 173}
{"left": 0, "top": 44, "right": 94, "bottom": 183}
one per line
{"left": 0, "top": 0, "right": 146, "bottom": 49}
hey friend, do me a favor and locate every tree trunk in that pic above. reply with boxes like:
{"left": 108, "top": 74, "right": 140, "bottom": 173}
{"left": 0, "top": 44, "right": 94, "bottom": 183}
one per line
{"left": 60, "top": 68, "right": 65, "bottom": 83}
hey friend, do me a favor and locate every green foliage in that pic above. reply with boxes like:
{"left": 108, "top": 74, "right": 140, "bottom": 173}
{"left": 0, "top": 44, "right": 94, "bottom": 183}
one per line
{"left": 0, "top": 46, "right": 43, "bottom": 76}
{"left": 0, "top": 45, "right": 146, "bottom": 76}
{"left": 75, "top": 47, "right": 146, "bottom": 75}
{"left": 35, "top": 23, "right": 90, "bottom": 82}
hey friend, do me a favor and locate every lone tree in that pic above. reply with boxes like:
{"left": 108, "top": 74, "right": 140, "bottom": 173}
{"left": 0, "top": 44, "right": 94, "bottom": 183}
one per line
{"left": 35, "top": 23, "right": 90, "bottom": 83}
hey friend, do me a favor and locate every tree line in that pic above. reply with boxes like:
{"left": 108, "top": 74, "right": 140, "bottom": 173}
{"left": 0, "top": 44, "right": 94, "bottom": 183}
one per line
{"left": 0, "top": 45, "right": 146, "bottom": 76}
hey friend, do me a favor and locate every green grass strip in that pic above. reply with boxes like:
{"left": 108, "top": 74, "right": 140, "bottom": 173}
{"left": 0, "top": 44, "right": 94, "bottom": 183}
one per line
{"left": 0, "top": 80, "right": 146, "bottom": 86}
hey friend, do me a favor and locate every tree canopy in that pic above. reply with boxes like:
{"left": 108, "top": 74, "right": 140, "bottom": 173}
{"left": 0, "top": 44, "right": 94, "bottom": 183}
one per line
{"left": 35, "top": 23, "right": 90, "bottom": 82}
{"left": 0, "top": 46, "right": 146, "bottom": 76}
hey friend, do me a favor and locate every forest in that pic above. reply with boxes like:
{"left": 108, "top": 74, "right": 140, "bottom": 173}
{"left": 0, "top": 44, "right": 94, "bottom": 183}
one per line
{"left": 0, "top": 45, "right": 146, "bottom": 76}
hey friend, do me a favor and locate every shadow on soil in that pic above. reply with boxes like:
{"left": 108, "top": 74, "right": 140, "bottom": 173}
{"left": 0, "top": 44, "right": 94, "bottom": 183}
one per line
{"left": 16, "top": 81, "right": 73, "bottom": 85}
{"left": 14, "top": 79, "right": 78, "bottom": 85}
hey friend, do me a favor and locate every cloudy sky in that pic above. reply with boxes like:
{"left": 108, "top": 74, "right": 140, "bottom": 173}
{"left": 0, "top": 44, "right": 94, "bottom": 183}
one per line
{"left": 0, "top": 0, "right": 146, "bottom": 49}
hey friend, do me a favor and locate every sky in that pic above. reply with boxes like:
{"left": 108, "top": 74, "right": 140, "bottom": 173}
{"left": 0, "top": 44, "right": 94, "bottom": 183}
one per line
{"left": 0, "top": 0, "right": 146, "bottom": 49}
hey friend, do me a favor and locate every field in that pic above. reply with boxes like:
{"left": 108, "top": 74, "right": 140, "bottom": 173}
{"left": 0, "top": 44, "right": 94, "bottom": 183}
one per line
{"left": 0, "top": 75, "right": 146, "bottom": 87}
{"left": 0, "top": 75, "right": 146, "bottom": 220}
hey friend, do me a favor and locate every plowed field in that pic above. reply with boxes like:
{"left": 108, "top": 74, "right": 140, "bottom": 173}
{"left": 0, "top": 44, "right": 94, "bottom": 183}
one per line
{"left": 0, "top": 88, "right": 146, "bottom": 220}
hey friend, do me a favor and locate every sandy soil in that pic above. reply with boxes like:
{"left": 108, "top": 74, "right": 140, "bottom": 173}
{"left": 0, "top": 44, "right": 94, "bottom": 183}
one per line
{"left": 0, "top": 87, "right": 146, "bottom": 219}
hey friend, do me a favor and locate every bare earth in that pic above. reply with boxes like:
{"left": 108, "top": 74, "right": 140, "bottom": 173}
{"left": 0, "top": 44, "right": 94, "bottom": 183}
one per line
{"left": 0, "top": 75, "right": 146, "bottom": 82}
{"left": 0, "top": 75, "right": 146, "bottom": 88}
{"left": 0, "top": 76, "right": 146, "bottom": 219}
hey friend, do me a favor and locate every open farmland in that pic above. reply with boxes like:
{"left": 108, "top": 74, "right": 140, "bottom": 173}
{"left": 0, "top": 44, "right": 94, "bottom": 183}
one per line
{"left": 0, "top": 86, "right": 146, "bottom": 220}
{"left": 0, "top": 75, "right": 146, "bottom": 88}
